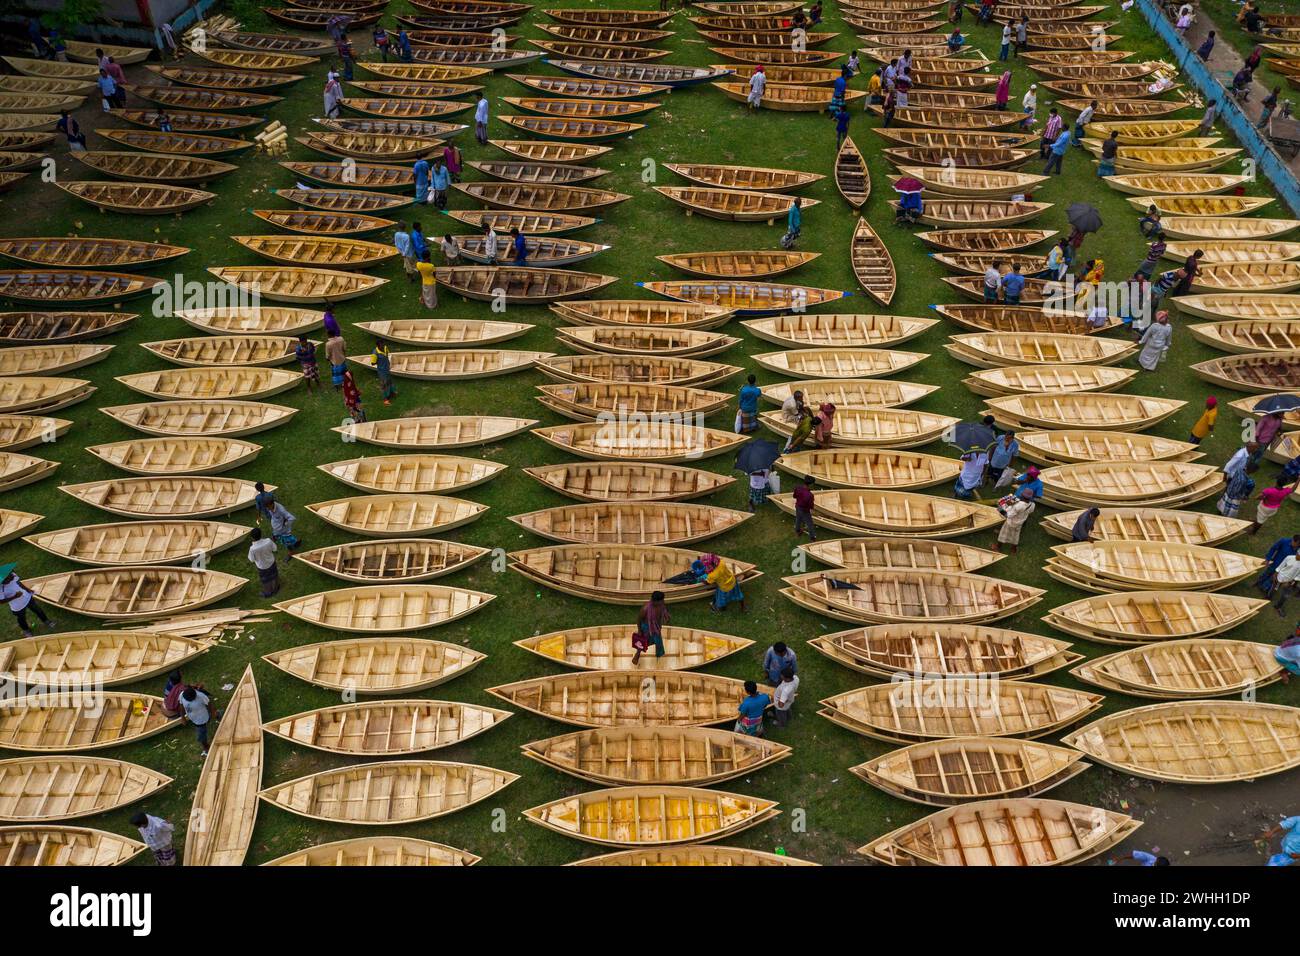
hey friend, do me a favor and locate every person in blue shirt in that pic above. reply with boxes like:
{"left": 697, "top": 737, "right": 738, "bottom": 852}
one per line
{"left": 1109, "top": 849, "right": 1170, "bottom": 866}
{"left": 834, "top": 106, "right": 850, "bottom": 148}
{"left": 1043, "top": 126, "right": 1072, "bottom": 175}
{"left": 97, "top": 69, "right": 117, "bottom": 112}
{"left": 1257, "top": 534, "right": 1300, "bottom": 594}
{"left": 1012, "top": 465, "right": 1043, "bottom": 500}
{"left": 397, "top": 28, "right": 413, "bottom": 62}
{"left": 1262, "top": 817, "right": 1300, "bottom": 866}
{"left": 946, "top": 29, "right": 964, "bottom": 52}
{"left": 510, "top": 227, "right": 527, "bottom": 266}
{"left": 736, "top": 374, "right": 761, "bottom": 433}
{"left": 430, "top": 157, "right": 450, "bottom": 209}
{"left": 410, "top": 221, "right": 428, "bottom": 263}
{"left": 735, "top": 681, "right": 772, "bottom": 737}
{"left": 986, "top": 431, "right": 1019, "bottom": 486}
{"left": 413, "top": 155, "right": 430, "bottom": 205}
{"left": 782, "top": 196, "right": 802, "bottom": 249}
{"left": 762, "top": 642, "right": 797, "bottom": 685}
{"left": 1000, "top": 265, "right": 1026, "bottom": 304}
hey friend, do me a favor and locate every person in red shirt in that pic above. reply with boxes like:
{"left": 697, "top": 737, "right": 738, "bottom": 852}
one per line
{"left": 792, "top": 476, "right": 817, "bottom": 540}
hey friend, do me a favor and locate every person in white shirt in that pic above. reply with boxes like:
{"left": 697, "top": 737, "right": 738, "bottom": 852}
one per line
{"left": 746, "top": 66, "right": 766, "bottom": 110}
{"left": 180, "top": 686, "right": 214, "bottom": 757}
{"left": 845, "top": 51, "right": 859, "bottom": 75}
{"left": 780, "top": 389, "right": 806, "bottom": 425}
{"left": 773, "top": 669, "right": 799, "bottom": 727}
{"left": 1021, "top": 84, "right": 1037, "bottom": 130}
{"left": 482, "top": 222, "right": 499, "bottom": 263}
{"left": 1074, "top": 100, "right": 1096, "bottom": 144}
{"left": 1273, "top": 554, "right": 1300, "bottom": 614}
{"left": 130, "top": 812, "right": 176, "bottom": 866}
{"left": 474, "top": 94, "right": 489, "bottom": 144}
{"left": 0, "top": 566, "right": 52, "bottom": 637}
{"left": 248, "top": 527, "right": 279, "bottom": 597}
{"left": 983, "top": 263, "right": 1003, "bottom": 302}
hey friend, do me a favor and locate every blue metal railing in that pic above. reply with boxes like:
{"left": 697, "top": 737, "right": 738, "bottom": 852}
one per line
{"left": 1136, "top": 0, "right": 1300, "bottom": 216}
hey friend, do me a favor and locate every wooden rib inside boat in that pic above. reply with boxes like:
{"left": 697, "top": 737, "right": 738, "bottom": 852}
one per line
{"left": 184, "top": 665, "right": 261, "bottom": 866}
{"left": 263, "top": 637, "right": 484, "bottom": 693}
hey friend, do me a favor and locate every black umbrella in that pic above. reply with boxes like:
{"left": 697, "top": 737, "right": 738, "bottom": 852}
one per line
{"left": 1067, "top": 202, "right": 1103, "bottom": 234}
{"left": 1254, "top": 394, "right": 1300, "bottom": 413}
{"left": 949, "top": 421, "right": 997, "bottom": 450}
{"left": 735, "top": 439, "right": 781, "bottom": 474}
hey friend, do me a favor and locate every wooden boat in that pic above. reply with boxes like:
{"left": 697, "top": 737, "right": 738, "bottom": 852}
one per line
{"left": 319, "top": 454, "right": 504, "bottom": 495}
{"left": 1191, "top": 352, "right": 1300, "bottom": 392}
{"left": 522, "top": 727, "right": 785, "bottom": 787}
{"left": 443, "top": 210, "right": 599, "bottom": 235}
{"left": 503, "top": 95, "right": 661, "bottom": 118}
{"left": 516, "top": 625, "right": 750, "bottom": 673}
{"left": 871, "top": 106, "right": 1030, "bottom": 131}
{"left": 0, "top": 377, "right": 92, "bottom": 413}
{"left": 982, "top": 393, "right": 1185, "bottom": 431}
{"left": 0, "top": 344, "right": 109, "bottom": 376}
{"left": 490, "top": 140, "right": 612, "bottom": 165}
{"left": 860, "top": 798, "right": 1136, "bottom": 866}
{"left": 0, "top": 691, "right": 180, "bottom": 751}
{"left": 916, "top": 228, "right": 1056, "bottom": 253}
{"left": 96, "top": 128, "right": 253, "bottom": 156}
{"left": 207, "top": 267, "right": 385, "bottom": 304}
{"left": 334, "top": 416, "right": 536, "bottom": 449}
{"left": 523, "top": 786, "right": 778, "bottom": 847}
{"left": 466, "top": 159, "right": 608, "bottom": 185}
{"left": 654, "top": 186, "right": 819, "bottom": 222}
{"left": 1107, "top": 149, "right": 1246, "bottom": 175}
{"left": 130, "top": 85, "right": 281, "bottom": 110}
{"left": 883, "top": 145, "right": 1037, "bottom": 169}
{"left": 798, "top": 538, "right": 1002, "bottom": 576}
{"left": 192, "top": 48, "right": 317, "bottom": 71}
{"left": 523, "top": 462, "right": 734, "bottom": 502}
{"left": 183, "top": 666, "right": 260, "bottom": 867}
{"left": 353, "top": 319, "right": 531, "bottom": 348}
{"left": 664, "top": 162, "right": 822, "bottom": 193}
{"left": 282, "top": 160, "right": 413, "bottom": 191}
{"left": 1058, "top": 96, "right": 1188, "bottom": 118}
{"left": 771, "top": 489, "right": 998, "bottom": 538}
{"left": 265, "top": 6, "right": 384, "bottom": 29}
{"left": 1165, "top": 241, "right": 1300, "bottom": 265}
{"left": 1175, "top": 294, "right": 1300, "bottom": 321}
{"left": 0, "top": 115, "right": 57, "bottom": 134}
{"left": 145, "top": 65, "right": 304, "bottom": 91}
{"left": 830, "top": 137, "right": 870, "bottom": 211}
{"left": 1014, "top": 430, "right": 1199, "bottom": 465}
{"left": 435, "top": 266, "right": 614, "bottom": 303}
{"left": 553, "top": 326, "right": 738, "bottom": 357}
{"left": 264, "top": 700, "right": 508, "bottom": 756}
{"left": 56, "top": 181, "right": 214, "bottom": 215}
{"left": 743, "top": 313, "right": 934, "bottom": 349}
{"left": 553, "top": 300, "right": 733, "bottom": 329}
{"left": 347, "top": 349, "right": 551, "bottom": 381}
{"left": 570, "top": 845, "right": 813, "bottom": 865}
{"left": 699, "top": 27, "right": 838, "bottom": 45}
{"left": 1189, "top": 320, "right": 1300, "bottom": 353}
{"left": 1071, "top": 639, "right": 1283, "bottom": 699}
{"left": 1188, "top": 262, "right": 1300, "bottom": 295}
{"left": 307, "top": 494, "right": 487, "bottom": 537}
{"left": 509, "top": 501, "right": 750, "bottom": 546}
{"left": 140, "top": 337, "right": 292, "bottom": 370}
{"left": 0, "top": 450, "right": 54, "bottom": 491}
{"left": 1042, "top": 508, "right": 1249, "bottom": 546}
{"left": 715, "top": 63, "right": 840, "bottom": 85}
{"left": 941, "top": 305, "right": 1118, "bottom": 336}
{"left": 532, "top": 420, "right": 746, "bottom": 462}
{"left": 0, "top": 269, "right": 162, "bottom": 304}
{"left": 809, "top": 623, "right": 1073, "bottom": 679}
{"left": 208, "top": 30, "right": 337, "bottom": 54}
{"left": 275, "top": 584, "right": 493, "bottom": 633}
{"left": 0, "top": 238, "right": 187, "bottom": 272}
{"left": 544, "top": 8, "right": 678, "bottom": 26}
{"left": 0, "top": 827, "right": 145, "bottom": 866}
{"left": 509, "top": 544, "right": 760, "bottom": 605}
{"left": 453, "top": 181, "right": 630, "bottom": 213}
{"left": 0, "top": 75, "right": 89, "bottom": 98}
{"left": 356, "top": 62, "right": 493, "bottom": 82}
{"left": 298, "top": 131, "right": 446, "bottom": 161}
{"left": 0, "top": 757, "right": 170, "bottom": 823}
{"left": 0, "top": 509, "right": 41, "bottom": 545}
{"left": 776, "top": 449, "right": 960, "bottom": 490}
{"left": 655, "top": 250, "right": 817, "bottom": 280}
{"left": 0, "top": 92, "right": 79, "bottom": 114}
{"left": 946, "top": 332, "right": 1136, "bottom": 368}
{"left": 0, "top": 130, "right": 55, "bottom": 151}
{"left": 1129, "top": 194, "right": 1274, "bottom": 218}
{"left": 1039, "top": 460, "right": 1221, "bottom": 505}
{"left": 251, "top": 209, "right": 396, "bottom": 236}
{"left": 407, "top": 48, "right": 542, "bottom": 69}
{"left": 507, "top": 74, "right": 668, "bottom": 100}
{"left": 0, "top": 631, "right": 210, "bottom": 686}
{"left": 101, "top": 400, "right": 296, "bottom": 438}
{"left": 497, "top": 114, "right": 642, "bottom": 140}
{"left": 715, "top": 81, "right": 862, "bottom": 111}
{"left": 258, "top": 760, "right": 517, "bottom": 824}
{"left": 640, "top": 279, "right": 850, "bottom": 315}
{"left": 115, "top": 367, "right": 300, "bottom": 402}
{"left": 708, "top": 47, "right": 843, "bottom": 65}
{"left": 24, "top": 568, "right": 244, "bottom": 621}
{"left": 893, "top": 166, "right": 1048, "bottom": 198}
{"left": 0, "top": 312, "right": 131, "bottom": 344}
{"left": 171, "top": 308, "right": 319, "bottom": 339}
{"left": 24, "top": 520, "right": 248, "bottom": 567}
{"left": 819, "top": 679, "right": 1100, "bottom": 744}
{"left": 60, "top": 477, "right": 264, "bottom": 519}
{"left": 293, "top": 539, "right": 489, "bottom": 584}
{"left": 264, "top": 838, "right": 479, "bottom": 867}
{"left": 760, "top": 407, "right": 957, "bottom": 448}
{"left": 1049, "top": 540, "right": 1262, "bottom": 592}
{"left": 848, "top": 218, "right": 897, "bottom": 305}
{"left": 1, "top": 56, "right": 98, "bottom": 80}
{"left": 894, "top": 199, "right": 1052, "bottom": 228}
{"left": 538, "top": 379, "right": 727, "bottom": 420}
{"left": 783, "top": 569, "right": 1042, "bottom": 625}
{"left": 230, "top": 235, "right": 396, "bottom": 271}
{"left": 1063, "top": 702, "right": 1300, "bottom": 784}
{"left": 1045, "top": 591, "right": 1268, "bottom": 645}
{"left": 489, "top": 671, "right": 770, "bottom": 727}
{"left": 347, "top": 79, "right": 483, "bottom": 99}
{"left": 749, "top": 348, "right": 925, "bottom": 380}
{"left": 264, "top": 637, "right": 484, "bottom": 693}
{"left": 852, "top": 738, "right": 1088, "bottom": 807}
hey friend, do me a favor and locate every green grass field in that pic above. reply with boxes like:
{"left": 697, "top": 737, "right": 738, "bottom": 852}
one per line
{"left": 6, "top": 0, "right": 1296, "bottom": 865}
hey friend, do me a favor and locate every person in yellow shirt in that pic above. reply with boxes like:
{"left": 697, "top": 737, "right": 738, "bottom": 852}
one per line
{"left": 415, "top": 249, "right": 437, "bottom": 310}
{"left": 700, "top": 553, "right": 746, "bottom": 613}
{"left": 1190, "top": 396, "right": 1217, "bottom": 445}
{"left": 866, "top": 69, "right": 882, "bottom": 106}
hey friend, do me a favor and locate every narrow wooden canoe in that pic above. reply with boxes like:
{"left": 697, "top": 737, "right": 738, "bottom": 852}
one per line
{"left": 1175, "top": 294, "right": 1300, "bottom": 321}
{"left": 916, "top": 228, "right": 1057, "bottom": 252}
{"left": 490, "top": 139, "right": 612, "bottom": 163}
{"left": 523, "top": 786, "right": 779, "bottom": 847}
{"left": 570, "top": 845, "right": 813, "bottom": 865}
{"left": 1063, "top": 702, "right": 1300, "bottom": 784}
{"left": 0, "top": 451, "right": 54, "bottom": 491}
{"left": 515, "top": 625, "right": 751, "bottom": 672}
{"left": 522, "top": 727, "right": 787, "bottom": 787}
{"left": 0, "top": 757, "right": 170, "bottom": 822}
{"left": 1189, "top": 262, "right": 1300, "bottom": 295}
{"left": 435, "top": 266, "right": 614, "bottom": 303}
{"left": 356, "top": 62, "right": 493, "bottom": 82}
{"left": 57, "top": 180, "right": 216, "bottom": 214}
{"left": 742, "top": 313, "right": 935, "bottom": 349}
{"left": 231, "top": 236, "right": 396, "bottom": 270}
{"left": 274, "top": 584, "right": 494, "bottom": 633}
{"left": 319, "top": 455, "right": 504, "bottom": 495}
{"left": 799, "top": 538, "right": 1003, "bottom": 574}
{"left": 809, "top": 624, "right": 1075, "bottom": 680}
{"left": 0, "top": 631, "right": 210, "bottom": 686}
{"left": 939, "top": 304, "right": 1115, "bottom": 334}
{"left": 1014, "top": 430, "right": 1199, "bottom": 466}
{"left": 258, "top": 761, "right": 517, "bottom": 824}
{"left": 0, "top": 312, "right": 133, "bottom": 344}
{"left": 505, "top": 73, "right": 669, "bottom": 99}
{"left": 0, "top": 344, "right": 110, "bottom": 376}
{"left": 0, "top": 270, "right": 162, "bottom": 304}
{"left": 874, "top": 128, "right": 1037, "bottom": 149}
{"left": 466, "top": 159, "right": 608, "bottom": 186}
{"left": 849, "top": 217, "right": 897, "bottom": 305}
{"left": 498, "top": 113, "right": 642, "bottom": 140}
{"left": 717, "top": 81, "right": 862, "bottom": 110}
{"left": 1042, "top": 508, "right": 1250, "bottom": 546}
{"left": 853, "top": 736, "right": 1088, "bottom": 807}
{"left": 509, "top": 544, "right": 760, "bottom": 605}
{"left": 1050, "top": 540, "right": 1263, "bottom": 592}
{"left": 0, "top": 692, "right": 179, "bottom": 751}
{"left": 141, "top": 337, "right": 294, "bottom": 371}
{"left": 1104, "top": 172, "right": 1252, "bottom": 196}
{"left": 554, "top": 326, "right": 739, "bottom": 357}
{"left": 1127, "top": 194, "right": 1273, "bottom": 218}
{"left": 0, "top": 827, "right": 146, "bottom": 866}
{"left": 306, "top": 494, "right": 487, "bottom": 537}
{"left": 264, "top": 700, "right": 509, "bottom": 756}
{"left": 783, "top": 569, "right": 1042, "bottom": 625}
{"left": 1165, "top": 241, "right": 1300, "bottom": 265}
{"left": 664, "top": 161, "right": 823, "bottom": 192}
{"left": 1071, "top": 639, "right": 1283, "bottom": 699}
{"left": 192, "top": 48, "right": 318, "bottom": 71}
{"left": 536, "top": 381, "right": 731, "bottom": 420}
{"left": 0, "top": 509, "right": 41, "bottom": 544}
{"left": 503, "top": 95, "right": 662, "bottom": 118}
{"left": 146, "top": 64, "right": 305, "bottom": 91}
{"left": 101, "top": 401, "right": 297, "bottom": 438}
{"left": 964, "top": 365, "right": 1137, "bottom": 397}
{"left": 354, "top": 319, "right": 531, "bottom": 347}
{"left": 656, "top": 250, "right": 818, "bottom": 279}
{"left": 263, "top": 638, "right": 484, "bottom": 693}
{"left": 24, "top": 568, "right": 245, "bottom": 621}
{"left": 1160, "top": 216, "right": 1300, "bottom": 241}
{"left": 894, "top": 199, "right": 1052, "bottom": 228}
{"left": 759, "top": 408, "right": 957, "bottom": 448}
{"left": 24, "top": 521, "right": 248, "bottom": 567}
{"left": 639, "top": 279, "right": 851, "bottom": 315}
{"left": 0, "top": 238, "right": 189, "bottom": 270}
{"left": 334, "top": 416, "right": 536, "bottom": 448}
{"left": 443, "top": 209, "right": 599, "bottom": 235}
{"left": 510, "top": 501, "right": 751, "bottom": 546}
{"left": 982, "top": 393, "right": 1186, "bottom": 431}
{"left": 1189, "top": 320, "right": 1300, "bottom": 353}
{"left": 453, "top": 181, "right": 629, "bottom": 213}
{"left": 281, "top": 160, "right": 411, "bottom": 191}
{"left": 297, "top": 131, "right": 447, "bottom": 161}
{"left": 348, "top": 349, "right": 552, "bottom": 381}
{"left": 552, "top": 300, "right": 734, "bottom": 329}
{"left": 776, "top": 449, "right": 960, "bottom": 490}
{"left": 251, "top": 209, "right": 397, "bottom": 236}
{"left": 819, "top": 679, "right": 1101, "bottom": 744}
{"left": 655, "top": 185, "right": 819, "bottom": 222}
{"left": 754, "top": 348, "right": 928, "bottom": 379}
{"left": 947, "top": 332, "right": 1136, "bottom": 368}
{"left": 859, "top": 798, "right": 1137, "bottom": 866}
{"left": 1045, "top": 591, "right": 1268, "bottom": 645}
{"left": 1058, "top": 96, "right": 1188, "bottom": 118}
{"left": 62, "top": 39, "right": 153, "bottom": 65}
{"left": 532, "top": 420, "right": 747, "bottom": 463}
{"left": 777, "top": 489, "right": 1000, "bottom": 538}
{"left": 523, "top": 462, "right": 736, "bottom": 502}
{"left": 293, "top": 539, "right": 489, "bottom": 584}
{"left": 184, "top": 666, "right": 260, "bottom": 867}
{"left": 129, "top": 85, "right": 283, "bottom": 110}
{"left": 97, "top": 128, "right": 254, "bottom": 156}
{"left": 883, "top": 145, "right": 1036, "bottom": 168}
{"left": 894, "top": 166, "right": 1048, "bottom": 198}
{"left": 0, "top": 56, "right": 99, "bottom": 80}
{"left": 710, "top": 46, "right": 844, "bottom": 65}
{"left": 1039, "top": 461, "right": 1222, "bottom": 506}
{"left": 0, "top": 417, "right": 68, "bottom": 453}
{"left": 0, "top": 377, "right": 93, "bottom": 413}
{"left": 1191, "top": 351, "right": 1300, "bottom": 392}
{"left": 536, "top": 354, "right": 740, "bottom": 387}
{"left": 116, "top": 367, "right": 300, "bottom": 401}
{"left": 834, "top": 136, "right": 869, "bottom": 210}
{"left": 264, "top": 837, "right": 479, "bottom": 867}
{"left": 208, "top": 267, "right": 387, "bottom": 304}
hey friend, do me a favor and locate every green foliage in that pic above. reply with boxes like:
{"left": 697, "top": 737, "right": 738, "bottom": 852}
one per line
{"left": 41, "top": 0, "right": 103, "bottom": 35}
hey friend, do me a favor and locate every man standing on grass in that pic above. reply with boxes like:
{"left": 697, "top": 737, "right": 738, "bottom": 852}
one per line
{"left": 1043, "top": 125, "right": 1072, "bottom": 174}
{"left": 180, "top": 686, "right": 215, "bottom": 758}
{"left": 1001, "top": 264, "right": 1027, "bottom": 304}
{"left": 475, "top": 93, "right": 490, "bottom": 145}
{"left": 793, "top": 475, "right": 817, "bottom": 541}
